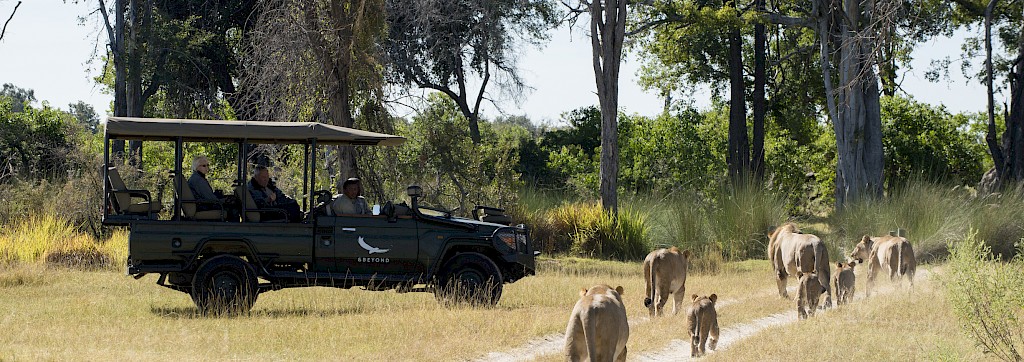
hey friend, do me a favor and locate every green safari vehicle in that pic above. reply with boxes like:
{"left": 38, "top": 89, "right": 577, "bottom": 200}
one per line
{"left": 102, "top": 117, "right": 535, "bottom": 313}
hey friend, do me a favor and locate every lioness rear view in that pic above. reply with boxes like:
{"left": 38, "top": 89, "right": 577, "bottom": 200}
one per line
{"left": 104, "top": 118, "right": 536, "bottom": 314}
{"left": 643, "top": 247, "right": 691, "bottom": 316}
{"left": 686, "top": 293, "right": 720, "bottom": 358}
{"left": 768, "top": 223, "right": 832, "bottom": 308}
{"left": 564, "top": 285, "right": 629, "bottom": 362}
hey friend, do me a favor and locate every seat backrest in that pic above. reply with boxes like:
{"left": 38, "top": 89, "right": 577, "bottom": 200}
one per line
{"left": 236, "top": 185, "right": 261, "bottom": 222}
{"left": 107, "top": 166, "right": 132, "bottom": 213}
{"left": 174, "top": 174, "right": 198, "bottom": 218}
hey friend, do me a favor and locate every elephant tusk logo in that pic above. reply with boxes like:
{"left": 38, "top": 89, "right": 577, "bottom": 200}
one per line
{"left": 358, "top": 236, "right": 390, "bottom": 254}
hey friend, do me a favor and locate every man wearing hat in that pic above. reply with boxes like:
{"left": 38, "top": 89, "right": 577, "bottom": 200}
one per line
{"left": 332, "top": 177, "right": 371, "bottom": 215}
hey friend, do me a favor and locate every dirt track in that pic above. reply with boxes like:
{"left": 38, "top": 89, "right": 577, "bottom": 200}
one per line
{"left": 474, "top": 269, "right": 927, "bottom": 361}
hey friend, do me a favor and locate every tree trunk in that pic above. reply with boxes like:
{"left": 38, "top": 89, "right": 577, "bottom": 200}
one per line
{"left": 751, "top": 0, "right": 766, "bottom": 182}
{"left": 591, "top": 0, "right": 625, "bottom": 214}
{"left": 111, "top": 0, "right": 126, "bottom": 159}
{"left": 1005, "top": 29, "right": 1024, "bottom": 181}
{"left": 727, "top": 0, "right": 749, "bottom": 185}
{"left": 984, "top": 0, "right": 1004, "bottom": 187}
{"left": 126, "top": 0, "right": 143, "bottom": 167}
{"left": 819, "top": 0, "right": 885, "bottom": 209}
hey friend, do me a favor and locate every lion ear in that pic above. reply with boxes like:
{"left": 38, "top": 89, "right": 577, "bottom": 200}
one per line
{"left": 615, "top": 286, "right": 624, "bottom": 295}
{"left": 670, "top": 246, "right": 679, "bottom": 253}
{"left": 836, "top": 262, "right": 843, "bottom": 268}
{"left": 691, "top": 294, "right": 699, "bottom": 301}
{"left": 861, "top": 235, "right": 871, "bottom": 243}
{"left": 579, "top": 288, "right": 587, "bottom": 297}
{"left": 683, "top": 249, "right": 691, "bottom": 258}
{"left": 709, "top": 294, "right": 718, "bottom": 303}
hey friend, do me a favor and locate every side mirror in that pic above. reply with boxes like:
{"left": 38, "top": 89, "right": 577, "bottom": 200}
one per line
{"left": 407, "top": 185, "right": 423, "bottom": 198}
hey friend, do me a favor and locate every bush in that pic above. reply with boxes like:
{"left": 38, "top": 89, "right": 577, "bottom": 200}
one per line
{"left": 545, "top": 202, "right": 650, "bottom": 261}
{"left": 943, "top": 231, "right": 1024, "bottom": 361}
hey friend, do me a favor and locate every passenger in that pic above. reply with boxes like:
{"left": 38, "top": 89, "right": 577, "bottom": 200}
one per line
{"left": 248, "top": 165, "right": 302, "bottom": 222}
{"left": 331, "top": 178, "right": 372, "bottom": 215}
{"left": 187, "top": 155, "right": 238, "bottom": 220}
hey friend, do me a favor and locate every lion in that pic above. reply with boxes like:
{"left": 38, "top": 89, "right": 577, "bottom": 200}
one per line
{"left": 643, "top": 246, "right": 691, "bottom": 317}
{"left": 686, "top": 294, "right": 720, "bottom": 358}
{"left": 564, "top": 285, "right": 629, "bottom": 362}
{"left": 797, "top": 272, "right": 824, "bottom": 319}
{"left": 832, "top": 261, "right": 856, "bottom": 305}
{"left": 768, "top": 223, "right": 832, "bottom": 308}
{"left": 849, "top": 235, "right": 917, "bottom": 297}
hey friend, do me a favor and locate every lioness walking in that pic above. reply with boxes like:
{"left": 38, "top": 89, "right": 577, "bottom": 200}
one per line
{"left": 797, "top": 272, "right": 824, "bottom": 319}
{"left": 849, "top": 235, "right": 916, "bottom": 297}
{"left": 643, "top": 247, "right": 691, "bottom": 316}
{"left": 686, "top": 294, "right": 720, "bottom": 358}
{"left": 768, "top": 223, "right": 832, "bottom": 308}
{"left": 832, "top": 261, "right": 856, "bottom": 305}
{"left": 564, "top": 285, "right": 628, "bottom": 362}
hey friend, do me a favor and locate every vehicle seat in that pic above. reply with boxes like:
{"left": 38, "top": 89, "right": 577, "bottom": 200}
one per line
{"left": 173, "top": 173, "right": 225, "bottom": 221}
{"left": 236, "top": 185, "right": 288, "bottom": 223}
{"left": 106, "top": 165, "right": 162, "bottom": 218}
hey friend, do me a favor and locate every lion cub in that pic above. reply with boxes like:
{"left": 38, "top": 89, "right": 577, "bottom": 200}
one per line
{"left": 833, "top": 261, "right": 856, "bottom": 305}
{"left": 797, "top": 272, "right": 824, "bottom": 319}
{"left": 686, "top": 294, "right": 720, "bottom": 357}
{"left": 564, "top": 285, "right": 629, "bottom": 362}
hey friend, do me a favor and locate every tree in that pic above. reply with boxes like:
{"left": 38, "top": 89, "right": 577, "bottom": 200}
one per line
{"left": 0, "top": 83, "right": 34, "bottom": 112}
{"left": 238, "top": 0, "right": 387, "bottom": 183}
{"left": 383, "top": 0, "right": 558, "bottom": 144}
{"left": 585, "top": 0, "right": 626, "bottom": 213}
{"left": 68, "top": 101, "right": 100, "bottom": 133}
{"left": 947, "top": 0, "right": 1024, "bottom": 189}
{"left": 810, "top": 0, "right": 900, "bottom": 208}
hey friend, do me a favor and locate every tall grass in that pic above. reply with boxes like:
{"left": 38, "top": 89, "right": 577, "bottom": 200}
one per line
{"left": 0, "top": 212, "right": 126, "bottom": 270}
{"left": 828, "top": 182, "right": 1024, "bottom": 261}
{"left": 546, "top": 202, "right": 650, "bottom": 261}
{"left": 658, "top": 185, "right": 789, "bottom": 265}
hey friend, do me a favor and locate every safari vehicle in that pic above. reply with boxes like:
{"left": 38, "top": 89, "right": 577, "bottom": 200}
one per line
{"left": 102, "top": 117, "right": 535, "bottom": 313}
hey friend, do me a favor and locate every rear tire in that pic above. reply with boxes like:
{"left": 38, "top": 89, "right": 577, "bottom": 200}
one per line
{"left": 434, "top": 253, "right": 503, "bottom": 306}
{"left": 191, "top": 255, "right": 259, "bottom": 315}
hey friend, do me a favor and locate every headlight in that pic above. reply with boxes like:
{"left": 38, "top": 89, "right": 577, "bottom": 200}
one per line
{"left": 493, "top": 229, "right": 517, "bottom": 251}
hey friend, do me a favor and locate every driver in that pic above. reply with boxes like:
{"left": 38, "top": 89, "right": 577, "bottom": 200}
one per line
{"left": 331, "top": 178, "right": 371, "bottom": 215}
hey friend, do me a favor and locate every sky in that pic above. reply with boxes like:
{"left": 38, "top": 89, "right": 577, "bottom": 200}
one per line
{"left": 0, "top": 0, "right": 995, "bottom": 126}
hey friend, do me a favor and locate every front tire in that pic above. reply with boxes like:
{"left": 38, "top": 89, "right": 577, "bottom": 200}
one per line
{"left": 434, "top": 253, "right": 503, "bottom": 306}
{"left": 191, "top": 255, "right": 259, "bottom": 315}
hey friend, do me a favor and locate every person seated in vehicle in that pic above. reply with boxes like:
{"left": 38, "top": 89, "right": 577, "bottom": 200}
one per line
{"left": 187, "top": 155, "right": 239, "bottom": 220}
{"left": 331, "top": 177, "right": 371, "bottom": 215}
{"left": 248, "top": 165, "right": 302, "bottom": 222}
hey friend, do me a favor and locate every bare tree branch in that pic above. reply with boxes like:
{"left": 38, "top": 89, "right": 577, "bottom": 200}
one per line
{"left": 1, "top": 1, "right": 22, "bottom": 42}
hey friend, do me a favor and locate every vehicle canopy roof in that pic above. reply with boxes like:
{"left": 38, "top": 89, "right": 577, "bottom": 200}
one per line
{"left": 105, "top": 117, "right": 405, "bottom": 146}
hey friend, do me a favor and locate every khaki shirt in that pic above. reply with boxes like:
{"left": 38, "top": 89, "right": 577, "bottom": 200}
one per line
{"left": 332, "top": 195, "right": 371, "bottom": 215}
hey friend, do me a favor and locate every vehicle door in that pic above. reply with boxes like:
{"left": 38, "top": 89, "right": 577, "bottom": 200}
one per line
{"left": 333, "top": 215, "right": 421, "bottom": 276}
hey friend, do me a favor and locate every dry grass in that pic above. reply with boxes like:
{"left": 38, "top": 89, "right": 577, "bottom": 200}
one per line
{"left": 704, "top": 267, "right": 995, "bottom": 362}
{"left": 0, "top": 255, "right": 991, "bottom": 361}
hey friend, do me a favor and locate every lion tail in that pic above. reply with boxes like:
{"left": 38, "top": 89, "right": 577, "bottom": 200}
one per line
{"left": 582, "top": 308, "right": 598, "bottom": 361}
{"left": 814, "top": 240, "right": 831, "bottom": 296}
{"left": 644, "top": 257, "right": 655, "bottom": 308}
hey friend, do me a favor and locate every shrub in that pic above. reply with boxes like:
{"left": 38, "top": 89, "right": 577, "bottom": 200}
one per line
{"left": 943, "top": 231, "right": 1024, "bottom": 361}
{"left": 546, "top": 202, "right": 650, "bottom": 261}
